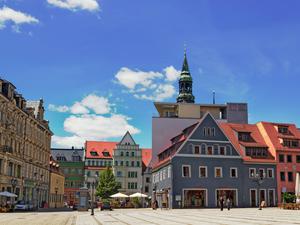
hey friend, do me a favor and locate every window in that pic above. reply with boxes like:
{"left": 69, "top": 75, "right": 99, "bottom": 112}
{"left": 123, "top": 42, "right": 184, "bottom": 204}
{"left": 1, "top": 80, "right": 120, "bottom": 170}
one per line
{"left": 259, "top": 169, "right": 265, "bottom": 178}
{"left": 136, "top": 161, "right": 140, "bottom": 167}
{"left": 126, "top": 161, "right": 129, "bottom": 167}
{"left": 131, "top": 152, "right": 135, "bottom": 157}
{"left": 288, "top": 172, "right": 293, "bottom": 182}
{"left": 238, "top": 132, "right": 252, "bottom": 142}
{"left": 203, "top": 127, "right": 207, "bottom": 136}
{"left": 90, "top": 151, "right": 98, "bottom": 156}
{"left": 146, "top": 177, "right": 150, "bottom": 183}
{"left": 103, "top": 151, "right": 110, "bottom": 157}
{"left": 279, "top": 154, "right": 285, "bottom": 163}
{"left": 297, "top": 155, "right": 300, "bottom": 163}
{"left": 131, "top": 161, "right": 135, "bottom": 167}
{"left": 167, "top": 166, "right": 171, "bottom": 178}
{"left": 199, "top": 166, "right": 207, "bottom": 178}
{"left": 249, "top": 168, "right": 256, "bottom": 178}
{"left": 283, "top": 139, "right": 299, "bottom": 148}
{"left": 145, "top": 186, "right": 149, "bottom": 193}
{"left": 120, "top": 151, "right": 124, "bottom": 156}
{"left": 115, "top": 161, "right": 118, "bottom": 166}
{"left": 194, "top": 146, "right": 200, "bottom": 154}
{"left": 212, "top": 128, "right": 216, "bottom": 136}
{"left": 0, "top": 159, "right": 3, "bottom": 174}
{"left": 230, "top": 168, "right": 238, "bottom": 178}
{"left": 280, "top": 172, "right": 285, "bottom": 181}
{"left": 214, "top": 167, "right": 222, "bottom": 178}
{"left": 219, "top": 146, "right": 225, "bottom": 155}
{"left": 207, "top": 146, "right": 213, "bottom": 155}
{"left": 267, "top": 168, "right": 274, "bottom": 178}
{"left": 278, "top": 126, "right": 288, "bottom": 134}
{"left": 287, "top": 155, "right": 292, "bottom": 163}
{"left": 182, "top": 165, "right": 191, "bottom": 178}
{"left": 120, "top": 161, "right": 123, "bottom": 166}
{"left": 126, "top": 152, "right": 129, "bottom": 157}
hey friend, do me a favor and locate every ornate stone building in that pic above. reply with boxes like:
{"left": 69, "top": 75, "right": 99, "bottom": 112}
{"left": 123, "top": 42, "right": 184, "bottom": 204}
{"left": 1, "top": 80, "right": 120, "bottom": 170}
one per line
{"left": 0, "top": 78, "right": 52, "bottom": 208}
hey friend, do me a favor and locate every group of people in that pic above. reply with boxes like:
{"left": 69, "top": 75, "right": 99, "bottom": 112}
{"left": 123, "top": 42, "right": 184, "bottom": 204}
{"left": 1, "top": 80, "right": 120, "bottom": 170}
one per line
{"left": 219, "top": 196, "right": 231, "bottom": 211}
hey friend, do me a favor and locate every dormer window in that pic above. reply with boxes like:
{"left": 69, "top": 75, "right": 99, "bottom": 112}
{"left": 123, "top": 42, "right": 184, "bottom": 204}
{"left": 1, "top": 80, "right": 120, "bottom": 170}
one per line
{"left": 278, "top": 126, "right": 289, "bottom": 134}
{"left": 103, "top": 151, "right": 110, "bottom": 157}
{"left": 90, "top": 151, "right": 98, "bottom": 156}
{"left": 283, "top": 139, "right": 299, "bottom": 148}
{"left": 238, "top": 132, "right": 252, "bottom": 142}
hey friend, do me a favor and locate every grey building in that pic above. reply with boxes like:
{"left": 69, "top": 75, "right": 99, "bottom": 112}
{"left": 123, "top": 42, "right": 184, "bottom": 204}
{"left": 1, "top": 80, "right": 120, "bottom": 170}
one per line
{"left": 152, "top": 113, "right": 277, "bottom": 208}
{"left": 152, "top": 52, "right": 248, "bottom": 164}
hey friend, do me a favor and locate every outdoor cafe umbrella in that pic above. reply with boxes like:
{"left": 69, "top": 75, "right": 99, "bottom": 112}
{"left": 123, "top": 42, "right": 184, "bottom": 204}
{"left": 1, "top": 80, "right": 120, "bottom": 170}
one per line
{"left": 0, "top": 191, "right": 17, "bottom": 198}
{"left": 129, "top": 192, "right": 148, "bottom": 198}
{"left": 110, "top": 192, "right": 129, "bottom": 198}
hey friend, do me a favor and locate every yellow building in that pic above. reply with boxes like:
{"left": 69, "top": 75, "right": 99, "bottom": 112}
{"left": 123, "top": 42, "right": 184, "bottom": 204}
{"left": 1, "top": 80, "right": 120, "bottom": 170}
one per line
{"left": 0, "top": 78, "right": 52, "bottom": 208}
{"left": 49, "top": 156, "right": 65, "bottom": 208}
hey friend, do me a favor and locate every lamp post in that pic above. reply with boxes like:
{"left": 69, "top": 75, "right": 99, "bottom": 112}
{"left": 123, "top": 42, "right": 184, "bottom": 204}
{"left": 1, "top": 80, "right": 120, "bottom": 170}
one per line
{"left": 11, "top": 178, "right": 18, "bottom": 207}
{"left": 55, "top": 187, "right": 58, "bottom": 208}
{"left": 91, "top": 174, "right": 98, "bottom": 216}
{"left": 251, "top": 172, "right": 265, "bottom": 210}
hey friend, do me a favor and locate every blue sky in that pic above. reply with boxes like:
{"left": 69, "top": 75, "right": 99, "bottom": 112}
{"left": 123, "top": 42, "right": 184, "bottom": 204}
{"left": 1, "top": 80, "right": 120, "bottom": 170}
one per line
{"left": 1, "top": 0, "right": 300, "bottom": 148}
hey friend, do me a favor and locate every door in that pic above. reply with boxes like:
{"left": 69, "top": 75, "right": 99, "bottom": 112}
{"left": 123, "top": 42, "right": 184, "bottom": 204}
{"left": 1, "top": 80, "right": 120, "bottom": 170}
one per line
{"left": 250, "top": 189, "right": 257, "bottom": 207}
{"left": 268, "top": 190, "right": 275, "bottom": 207}
{"left": 259, "top": 189, "right": 266, "bottom": 206}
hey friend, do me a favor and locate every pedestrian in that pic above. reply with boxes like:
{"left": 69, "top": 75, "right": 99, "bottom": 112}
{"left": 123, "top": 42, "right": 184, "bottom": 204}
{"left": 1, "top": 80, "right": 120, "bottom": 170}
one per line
{"left": 219, "top": 196, "right": 224, "bottom": 211}
{"left": 226, "top": 198, "right": 231, "bottom": 210}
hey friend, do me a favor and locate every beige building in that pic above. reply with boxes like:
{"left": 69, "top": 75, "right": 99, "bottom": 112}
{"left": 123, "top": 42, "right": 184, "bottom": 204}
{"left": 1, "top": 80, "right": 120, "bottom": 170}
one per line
{"left": 0, "top": 78, "right": 52, "bottom": 208}
{"left": 49, "top": 156, "right": 65, "bottom": 208}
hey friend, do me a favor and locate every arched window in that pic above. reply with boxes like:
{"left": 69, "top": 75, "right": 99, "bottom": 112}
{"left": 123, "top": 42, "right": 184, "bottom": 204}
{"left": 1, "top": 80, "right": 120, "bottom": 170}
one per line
{"left": 120, "top": 151, "right": 124, "bottom": 156}
{"left": 131, "top": 152, "right": 135, "bottom": 157}
{"left": 126, "top": 152, "right": 129, "bottom": 157}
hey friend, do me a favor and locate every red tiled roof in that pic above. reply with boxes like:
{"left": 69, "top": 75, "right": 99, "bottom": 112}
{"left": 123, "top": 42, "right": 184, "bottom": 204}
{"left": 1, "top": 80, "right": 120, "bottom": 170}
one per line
{"left": 152, "top": 156, "right": 171, "bottom": 170}
{"left": 219, "top": 122, "right": 275, "bottom": 162}
{"left": 85, "top": 141, "right": 117, "bottom": 159}
{"left": 85, "top": 141, "right": 152, "bottom": 167}
{"left": 142, "top": 148, "right": 152, "bottom": 167}
{"left": 259, "top": 122, "right": 300, "bottom": 152}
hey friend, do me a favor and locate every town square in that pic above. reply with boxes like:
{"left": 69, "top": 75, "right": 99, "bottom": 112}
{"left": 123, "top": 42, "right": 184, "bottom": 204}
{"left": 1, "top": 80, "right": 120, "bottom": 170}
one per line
{"left": 1, "top": 0, "right": 300, "bottom": 224}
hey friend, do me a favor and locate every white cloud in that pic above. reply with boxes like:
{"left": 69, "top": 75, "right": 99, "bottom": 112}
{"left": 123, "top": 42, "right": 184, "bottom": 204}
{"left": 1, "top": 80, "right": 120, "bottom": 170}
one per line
{"left": 0, "top": 6, "right": 39, "bottom": 30}
{"left": 70, "top": 102, "right": 89, "bottom": 114}
{"left": 50, "top": 94, "right": 140, "bottom": 148}
{"left": 164, "top": 66, "right": 181, "bottom": 82}
{"left": 47, "top": 0, "right": 100, "bottom": 12}
{"left": 81, "top": 94, "right": 110, "bottom": 114}
{"left": 48, "top": 104, "right": 69, "bottom": 113}
{"left": 48, "top": 94, "right": 111, "bottom": 115}
{"left": 115, "top": 66, "right": 180, "bottom": 102}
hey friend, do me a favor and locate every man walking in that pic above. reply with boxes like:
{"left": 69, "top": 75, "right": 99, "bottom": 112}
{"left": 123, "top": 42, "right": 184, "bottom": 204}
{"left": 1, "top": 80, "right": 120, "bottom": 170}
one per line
{"left": 226, "top": 198, "right": 231, "bottom": 210}
{"left": 219, "top": 196, "right": 224, "bottom": 211}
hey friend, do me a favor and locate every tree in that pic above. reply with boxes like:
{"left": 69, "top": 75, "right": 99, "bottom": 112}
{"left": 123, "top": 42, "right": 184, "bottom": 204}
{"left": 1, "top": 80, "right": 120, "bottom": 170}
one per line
{"left": 95, "top": 167, "right": 120, "bottom": 200}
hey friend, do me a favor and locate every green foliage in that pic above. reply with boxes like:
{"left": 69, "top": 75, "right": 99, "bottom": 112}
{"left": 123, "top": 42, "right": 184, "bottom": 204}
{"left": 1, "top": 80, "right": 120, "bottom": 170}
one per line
{"left": 95, "top": 167, "right": 120, "bottom": 200}
{"left": 132, "top": 197, "right": 141, "bottom": 208}
{"left": 283, "top": 192, "right": 296, "bottom": 203}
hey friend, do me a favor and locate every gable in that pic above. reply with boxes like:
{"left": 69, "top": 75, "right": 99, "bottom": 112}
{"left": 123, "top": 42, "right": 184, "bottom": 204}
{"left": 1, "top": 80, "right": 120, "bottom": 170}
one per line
{"left": 178, "top": 113, "right": 240, "bottom": 156}
{"left": 119, "top": 131, "right": 136, "bottom": 145}
{"left": 190, "top": 113, "right": 228, "bottom": 141}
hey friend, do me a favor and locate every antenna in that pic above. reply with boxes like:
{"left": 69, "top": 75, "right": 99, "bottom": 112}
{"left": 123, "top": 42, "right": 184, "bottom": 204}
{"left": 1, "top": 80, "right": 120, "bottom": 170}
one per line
{"left": 213, "top": 91, "right": 215, "bottom": 104}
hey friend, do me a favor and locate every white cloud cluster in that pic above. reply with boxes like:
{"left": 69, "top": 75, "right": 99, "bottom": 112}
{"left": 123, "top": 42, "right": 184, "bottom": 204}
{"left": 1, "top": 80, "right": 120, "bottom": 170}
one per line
{"left": 0, "top": 6, "right": 39, "bottom": 30}
{"left": 47, "top": 0, "right": 100, "bottom": 12}
{"left": 48, "top": 94, "right": 111, "bottom": 114}
{"left": 115, "top": 66, "right": 180, "bottom": 101}
{"left": 50, "top": 94, "right": 140, "bottom": 148}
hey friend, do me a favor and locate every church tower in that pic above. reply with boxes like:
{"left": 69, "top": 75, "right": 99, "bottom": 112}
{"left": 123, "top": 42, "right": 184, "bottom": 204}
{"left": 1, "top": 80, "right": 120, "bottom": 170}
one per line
{"left": 176, "top": 50, "right": 195, "bottom": 103}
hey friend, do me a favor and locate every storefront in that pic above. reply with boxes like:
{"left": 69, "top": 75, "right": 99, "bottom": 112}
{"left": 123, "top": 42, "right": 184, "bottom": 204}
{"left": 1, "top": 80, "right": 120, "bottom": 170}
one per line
{"left": 183, "top": 189, "right": 207, "bottom": 208}
{"left": 215, "top": 189, "right": 238, "bottom": 207}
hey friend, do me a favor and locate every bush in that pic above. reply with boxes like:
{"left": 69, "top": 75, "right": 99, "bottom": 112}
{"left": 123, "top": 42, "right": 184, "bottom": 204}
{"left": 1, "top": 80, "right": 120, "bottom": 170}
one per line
{"left": 283, "top": 193, "right": 296, "bottom": 203}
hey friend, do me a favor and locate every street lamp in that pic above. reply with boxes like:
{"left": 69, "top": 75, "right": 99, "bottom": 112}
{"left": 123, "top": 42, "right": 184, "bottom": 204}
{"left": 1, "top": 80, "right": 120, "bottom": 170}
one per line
{"left": 91, "top": 174, "right": 98, "bottom": 216}
{"left": 11, "top": 178, "right": 18, "bottom": 194}
{"left": 251, "top": 172, "right": 265, "bottom": 210}
{"left": 55, "top": 187, "right": 58, "bottom": 208}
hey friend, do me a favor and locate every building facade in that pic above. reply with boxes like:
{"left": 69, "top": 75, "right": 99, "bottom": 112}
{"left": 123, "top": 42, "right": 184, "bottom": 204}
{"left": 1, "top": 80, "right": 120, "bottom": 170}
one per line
{"left": 257, "top": 122, "right": 300, "bottom": 203}
{"left": 51, "top": 148, "right": 84, "bottom": 206}
{"left": 0, "top": 78, "right": 52, "bottom": 208}
{"left": 49, "top": 156, "right": 65, "bottom": 208}
{"left": 113, "top": 132, "right": 143, "bottom": 194}
{"left": 152, "top": 52, "right": 248, "bottom": 164}
{"left": 152, "top": 113, "right": 277, "bottom": 208}
{"left": 85, "top": 132, "right": 152, "bottom": 197}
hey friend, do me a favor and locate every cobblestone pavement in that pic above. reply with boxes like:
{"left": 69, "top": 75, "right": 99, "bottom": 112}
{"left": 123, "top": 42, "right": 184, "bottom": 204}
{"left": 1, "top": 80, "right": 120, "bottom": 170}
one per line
{"left": 1, "top": 208, "right": 300, "bottom": 225}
